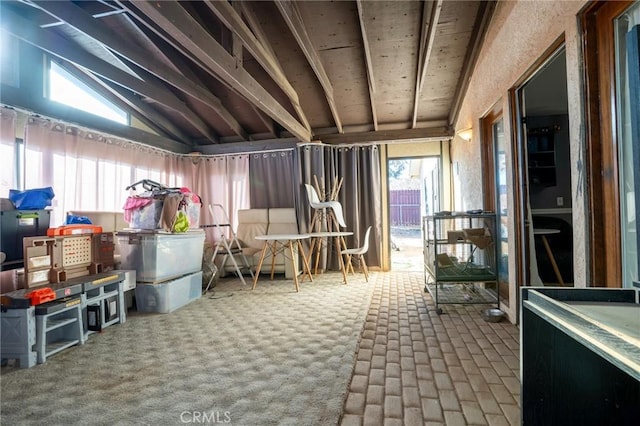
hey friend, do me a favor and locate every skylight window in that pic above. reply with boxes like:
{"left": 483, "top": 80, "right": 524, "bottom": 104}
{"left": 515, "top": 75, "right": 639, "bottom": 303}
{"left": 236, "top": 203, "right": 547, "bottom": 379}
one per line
{"left": 48, "top": 61, "right": 128, "bottom": 125}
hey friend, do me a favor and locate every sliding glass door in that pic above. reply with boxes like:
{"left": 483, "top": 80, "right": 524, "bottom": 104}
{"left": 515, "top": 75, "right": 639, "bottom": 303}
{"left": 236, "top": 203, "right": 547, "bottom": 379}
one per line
{"left": 614, "top": 2, "right": 640, "bottom": 288}
{"left": 493, "top": 119, "right": 511, "bottom": 301}
{"left": 481, "top": 106, "right": 511, "bottom": 309}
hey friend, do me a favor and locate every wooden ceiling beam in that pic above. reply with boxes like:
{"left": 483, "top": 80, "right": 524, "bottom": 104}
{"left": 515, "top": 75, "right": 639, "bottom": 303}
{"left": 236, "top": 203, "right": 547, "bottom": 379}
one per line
{"left": 248, "top": 104, "right": 276, "bottom": 138}
{"left": 418, "top": 0, "right": 443, "bottom": 94}
{"left": 205, "top": 0, "right": 311, "bottom": 135}
{"left": 59, "top": 61, "right": 194, "bottom": 144}
{"left": 30, "top": 0, "right": 246, "bottom": 140}
{"left": 128, "top": 16, "right": 275, "bottom": 138}
{"left": 240, "top": 2, "right": 310, "bottom": 134}
{"left": 274, "top": 0, "right": 343, "bottom": 133}
{"left": 449, "top": 1, "right": 497, "bottom": 127}
{"left": 122, "top": 0, "right": 311, "bottom": 142}
{"left": 0, "top": 7, "right": 221, "bottom": 146}
{"left": 356, "top": 0, "right": 378, "bottom": 131}
{"left": 203, "top": 0, "right": 297, "bottom": 105}
{"left": 318, "top": 126, "right": 453, "bottom": 145}
{"left": 16, "top": 0, "right": 124, "bottom": 28}
{"left": 115, "top": 58, "right": 220, "bottom": 144}
{"left": 127, "top": 14, "right": 204, "bottom": 86}
{"left": 132, "top": 19, "right": 279, "bottom": 138}
{"left": 230, "top": 2, "right": 244, "bottom": 69}
{"left": 412, "top": 0, "right": 443, "bottom": 129}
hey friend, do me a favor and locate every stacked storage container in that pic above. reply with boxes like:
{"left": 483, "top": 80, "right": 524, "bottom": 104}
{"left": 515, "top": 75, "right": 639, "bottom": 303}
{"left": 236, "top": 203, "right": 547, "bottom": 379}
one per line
{"left": 117, "top": 230, "right": 205, "bottom": 313}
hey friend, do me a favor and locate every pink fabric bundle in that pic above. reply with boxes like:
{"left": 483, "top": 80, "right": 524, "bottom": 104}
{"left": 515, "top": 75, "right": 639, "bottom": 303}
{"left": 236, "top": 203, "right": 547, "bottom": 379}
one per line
{"left": 122, "top": 197, "right": 154, "bottom": 222}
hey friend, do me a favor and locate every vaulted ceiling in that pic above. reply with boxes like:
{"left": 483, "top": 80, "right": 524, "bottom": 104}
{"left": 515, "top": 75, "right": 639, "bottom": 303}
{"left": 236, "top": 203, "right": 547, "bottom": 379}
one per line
{"left": 0, "top": 1, "right": 495, "bottom": 153}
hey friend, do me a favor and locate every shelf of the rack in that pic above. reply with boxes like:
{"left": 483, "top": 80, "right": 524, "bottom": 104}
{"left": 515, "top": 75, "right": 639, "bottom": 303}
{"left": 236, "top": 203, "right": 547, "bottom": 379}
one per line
{"left": 44, "top": 317, "right": 78, "bottom": 333}
{"left": 426, "top": 264, "right": 497, "bottom": 282}
{"left": 44, "top": 339, "right": 81, "bottom": 358}
{"left": 425, "top": 283, "right": 498, "bottom": 305}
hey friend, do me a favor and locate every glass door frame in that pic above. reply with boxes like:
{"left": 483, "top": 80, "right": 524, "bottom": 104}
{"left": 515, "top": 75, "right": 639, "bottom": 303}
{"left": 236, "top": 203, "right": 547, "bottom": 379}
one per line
{"left": 481, "top": 103, "right": 513, "bottom": 311}
{"left": 582, "top": 0, "right": 634, "bottom": 287}
{"left": 613, "top": 2, "right": 639, "bottom": 288}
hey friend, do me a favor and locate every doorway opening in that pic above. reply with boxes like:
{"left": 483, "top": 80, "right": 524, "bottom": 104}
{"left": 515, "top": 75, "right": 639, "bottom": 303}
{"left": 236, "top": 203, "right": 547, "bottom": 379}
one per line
{"left": 516, "top": 47, "right": 574, "bottom": 286}
{"left": 388, "top": 157, "right": 440, "bottom": 271}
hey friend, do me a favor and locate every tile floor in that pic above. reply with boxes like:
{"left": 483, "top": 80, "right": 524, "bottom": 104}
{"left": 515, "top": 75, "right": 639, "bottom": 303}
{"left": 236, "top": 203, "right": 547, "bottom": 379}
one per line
{"left": 340, "top": 272, "right": 521, "bottom": 425}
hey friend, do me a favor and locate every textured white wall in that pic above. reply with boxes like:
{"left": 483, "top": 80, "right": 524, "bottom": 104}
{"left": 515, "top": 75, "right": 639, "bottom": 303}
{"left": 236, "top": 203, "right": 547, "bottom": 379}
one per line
{"left": 453, "top": 0, "right": 589, "bottom": 316}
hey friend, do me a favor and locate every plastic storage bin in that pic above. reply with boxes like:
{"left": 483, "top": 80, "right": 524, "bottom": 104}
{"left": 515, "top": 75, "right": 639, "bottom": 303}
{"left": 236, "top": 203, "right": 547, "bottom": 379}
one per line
{"left": 185, "top": 202, "right": 201, "bottom": 228}
{"left": 0, "top": 209, "right": 51, "bottom": 268}
{"left": 135, "top": 271, "right": 202, "bottom": 313}
{"left": 130, "top": 199, "right": 163, "bottom": 229}
{"left": 116, "top": 230, "right": 205, "bottom": 282}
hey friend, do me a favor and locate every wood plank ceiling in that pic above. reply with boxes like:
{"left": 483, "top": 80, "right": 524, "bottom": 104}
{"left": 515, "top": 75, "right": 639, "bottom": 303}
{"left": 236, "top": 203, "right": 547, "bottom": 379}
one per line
{"left": 0, "top": 0, "right": 495, "bottom": 153}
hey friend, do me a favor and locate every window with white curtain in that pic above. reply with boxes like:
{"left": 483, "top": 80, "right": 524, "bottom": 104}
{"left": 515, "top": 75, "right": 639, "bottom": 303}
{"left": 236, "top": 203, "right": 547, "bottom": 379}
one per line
{"left": 23, "top": 117, "right": 189, "bottom": 226}
{"left": 0, "top": 108, "right": 17, "bottom": 196}
{"left": 19, "top": 115, "right": 250, "bottom": 236}
{"left": 0, "top": 142, "right": 15, "bottom": 196}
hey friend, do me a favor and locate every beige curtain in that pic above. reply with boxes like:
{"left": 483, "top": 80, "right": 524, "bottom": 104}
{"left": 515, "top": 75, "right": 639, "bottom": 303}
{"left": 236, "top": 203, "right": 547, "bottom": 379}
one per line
{"left": 194, "top": 154, "right": 250, "bottom": 242}
{"left": 0, "top": 108, "right": 17, "bottom": 197}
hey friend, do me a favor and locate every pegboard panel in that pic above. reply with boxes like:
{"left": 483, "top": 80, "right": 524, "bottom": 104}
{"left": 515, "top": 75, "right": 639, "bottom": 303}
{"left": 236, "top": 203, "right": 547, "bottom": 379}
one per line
{"left": 61, "top": 236, "right": 93, "bottom": 267}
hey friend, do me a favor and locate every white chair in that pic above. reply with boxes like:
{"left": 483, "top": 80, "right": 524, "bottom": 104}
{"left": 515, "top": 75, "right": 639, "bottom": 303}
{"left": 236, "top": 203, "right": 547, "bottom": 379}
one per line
{"left": 341, "top": 226, "right": 372, "bottom": 282}
{"left": 304, "top": 183, "right": 347, "bottom": 231}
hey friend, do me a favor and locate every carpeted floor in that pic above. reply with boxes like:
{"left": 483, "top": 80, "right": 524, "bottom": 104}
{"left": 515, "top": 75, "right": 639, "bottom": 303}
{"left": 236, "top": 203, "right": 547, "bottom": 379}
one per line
{"left": 1, "top": 272, "right": 376, "bottom": 426}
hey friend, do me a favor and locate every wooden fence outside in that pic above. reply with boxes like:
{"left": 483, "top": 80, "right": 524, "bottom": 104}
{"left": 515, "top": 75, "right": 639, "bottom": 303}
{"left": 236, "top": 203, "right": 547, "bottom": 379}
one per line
{"left": 390, "top": 189, "right": 421, "bottom": 226}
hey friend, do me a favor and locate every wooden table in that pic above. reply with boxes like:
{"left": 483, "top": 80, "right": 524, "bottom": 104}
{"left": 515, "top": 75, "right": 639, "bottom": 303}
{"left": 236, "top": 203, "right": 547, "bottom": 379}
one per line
{"left": 306, "top": 231, "right": 353, "bottom": 281}
{"left": 252, "top": 234, "right": 313, "bottom": 292}
{"left": 533, "top": 228, "right": 564, "bottom": 285}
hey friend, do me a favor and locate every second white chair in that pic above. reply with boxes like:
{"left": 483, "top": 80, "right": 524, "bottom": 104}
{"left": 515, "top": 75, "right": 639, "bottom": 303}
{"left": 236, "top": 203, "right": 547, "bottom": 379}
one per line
{"left": 341, "top": 226, "right": 372, "bottom": 283}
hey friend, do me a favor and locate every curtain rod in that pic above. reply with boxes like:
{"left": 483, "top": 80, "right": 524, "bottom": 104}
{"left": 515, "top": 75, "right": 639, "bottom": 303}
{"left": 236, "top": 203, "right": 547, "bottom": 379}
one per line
{"left": 8, "top": 105, "right": 295, "bottom": 159}
{"left": 298, "top": 141, "right": 382, "bottom": 148}
{"left": 6, "top": 106, "right": 181, "bottom": 157}
{"left": 299, "top": 139, "right": 448, "bottom": 148}
{"left": 188, "top": 147, "right": 295, "bottom": 158}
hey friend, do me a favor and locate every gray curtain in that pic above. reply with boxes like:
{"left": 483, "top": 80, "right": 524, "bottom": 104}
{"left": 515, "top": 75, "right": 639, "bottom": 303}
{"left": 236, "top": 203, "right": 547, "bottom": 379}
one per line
{"left": 298, "top": 144, "right": 382, "bottom": 270}
{"left": 249, "top": 150, "right": 297, "bottom": 208}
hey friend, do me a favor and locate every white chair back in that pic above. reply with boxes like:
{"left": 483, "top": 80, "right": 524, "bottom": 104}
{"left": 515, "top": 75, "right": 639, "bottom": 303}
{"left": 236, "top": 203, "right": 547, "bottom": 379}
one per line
{"left": 305, "top": 184, "right": 321, "bottom": 206}
{"left": 360, "top": 226, "right": 372, "bottom": 253}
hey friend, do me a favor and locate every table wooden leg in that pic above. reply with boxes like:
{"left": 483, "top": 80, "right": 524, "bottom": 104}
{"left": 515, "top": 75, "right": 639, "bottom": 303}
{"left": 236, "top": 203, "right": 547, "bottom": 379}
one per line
{"left": 315, "top": 238, "right": 325, "bottom": 274}
{"left": 540, "top": 235, "right": 564, "bottom": 285}
{"left": 252, "top": 242, "right": 269, "bottom": 290}
{"left": 269, "top": 241, "right": 277, "bottom": 280}
{"left": 336, "top": 235, "right": 348, "bottom": 284}
{"left": 298, "top": 240, "right": 313, "bottom": 283}
{"left": 287, "top": 241, "right": 300, "bottom": 292}
{"left": 308, "top": 237, "right": 319, "bottom": 275}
